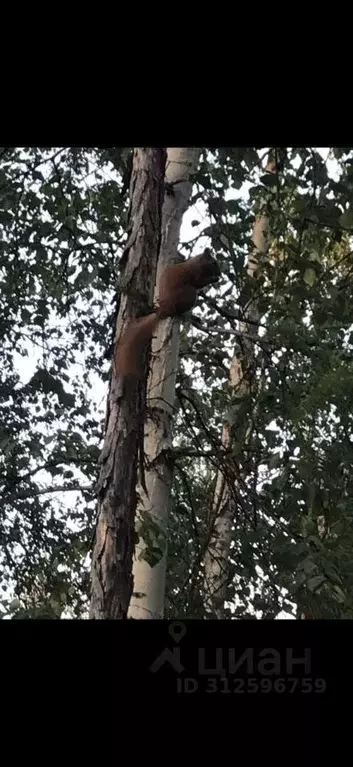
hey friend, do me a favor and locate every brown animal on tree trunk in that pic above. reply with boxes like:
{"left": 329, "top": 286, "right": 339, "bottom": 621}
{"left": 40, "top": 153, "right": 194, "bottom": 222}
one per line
{"left": 116, "top": 249, "right": 220, "bottom": 376}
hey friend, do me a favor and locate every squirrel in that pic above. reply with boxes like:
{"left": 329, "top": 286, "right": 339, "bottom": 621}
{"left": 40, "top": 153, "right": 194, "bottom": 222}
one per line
{"left": 115, "top": 249, "right": 220, "bottom": 377}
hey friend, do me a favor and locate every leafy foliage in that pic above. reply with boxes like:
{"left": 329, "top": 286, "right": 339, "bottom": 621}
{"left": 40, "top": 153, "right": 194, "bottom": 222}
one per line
{"left": 166, "top": 147, "right": 353, "bottom": 618}
{"left": 0, "top": 147, "right": 129, "bottom": 617}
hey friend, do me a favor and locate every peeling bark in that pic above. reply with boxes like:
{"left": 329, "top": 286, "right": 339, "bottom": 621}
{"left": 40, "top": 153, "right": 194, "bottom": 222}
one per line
{"left": 90, "top": 148, "right": 166, "bottom": 620}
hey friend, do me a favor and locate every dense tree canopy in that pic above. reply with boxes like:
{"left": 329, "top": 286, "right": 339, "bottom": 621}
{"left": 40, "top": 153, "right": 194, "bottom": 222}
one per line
{"left": 1, "top": 147, "right": 353, "bottom": 619}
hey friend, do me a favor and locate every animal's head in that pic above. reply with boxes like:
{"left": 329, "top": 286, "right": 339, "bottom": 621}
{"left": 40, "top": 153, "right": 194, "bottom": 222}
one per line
{"left": 192, "top": 248, "right": 221, "bottom": 288}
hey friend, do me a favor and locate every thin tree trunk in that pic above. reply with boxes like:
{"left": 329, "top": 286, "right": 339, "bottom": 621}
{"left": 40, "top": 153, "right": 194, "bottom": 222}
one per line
{"left": 90, "top": 148, "right": 166, "bottom": 619}
{"left": 128, "top": 148, "right": 201, "bottom": 619}
{"left": 203, "top": 210, "right": 270, "bottom": 618}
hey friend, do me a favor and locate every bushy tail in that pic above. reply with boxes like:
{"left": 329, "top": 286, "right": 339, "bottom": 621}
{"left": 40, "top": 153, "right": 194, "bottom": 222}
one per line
{"left": 115, "top": 313, "right": 160, "bottom": 376}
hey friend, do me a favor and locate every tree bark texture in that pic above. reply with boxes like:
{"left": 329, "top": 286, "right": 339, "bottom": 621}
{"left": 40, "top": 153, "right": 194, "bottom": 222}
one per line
{"left": 90, "top": 148, "right": 166, "bottom": 619}
{"left": 203, "top": 213, "right": 270, "bottom": 617}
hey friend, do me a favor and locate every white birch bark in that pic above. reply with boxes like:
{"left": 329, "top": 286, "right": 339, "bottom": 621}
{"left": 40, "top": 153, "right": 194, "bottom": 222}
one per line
{"left": 129, "top": 148, "right": 202, "bottom": 619}
{"left": 203, "top": 214, "right": 270, "bottom": 617}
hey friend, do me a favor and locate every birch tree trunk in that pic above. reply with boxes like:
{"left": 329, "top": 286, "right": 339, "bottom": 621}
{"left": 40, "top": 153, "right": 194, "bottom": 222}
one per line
{"left": 203, "top": 210, "right": 270, "bottom": 618}
{"left": 128, "top": 148, "right": 201, "bottom": 619}
{"left": 90, "top": 148, "right": 166, "bottom": 619}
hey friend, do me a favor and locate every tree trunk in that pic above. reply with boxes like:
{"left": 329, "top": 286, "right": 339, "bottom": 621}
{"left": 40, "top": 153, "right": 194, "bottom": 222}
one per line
{"left": 90, "top": 148, "right": 166, "bottom": 619}
{"left": 203, "top": 211, "right": 270, "bottom": 618}
{"left": 128, "top": 148, "right": 201, "bottom": 619}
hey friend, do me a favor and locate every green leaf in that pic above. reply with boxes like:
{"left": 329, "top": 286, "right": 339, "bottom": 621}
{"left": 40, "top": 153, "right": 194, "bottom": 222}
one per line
{"left": 74, "top": 269, "right": 96, "bottom": 287}
{"left": 220, "top": 234, "right": 230, "bottom": 248}
{"left": 332, "top": 585, "right": 345, "bottom": 604}
{"left": 260, "top": 173, "right": 277, "bottom": 187}
{"left": 308, "top": 250, "right": 321, "bottom": 264}
{"left": 339, "top": 210, "right": 353, "bottom": 229}
{"left": 264, "top": 429, "right": 278, "bottom": 448}
{"left": 9, "top": 599, "right": 21, "bottom": 612}
{"left": 307, "top": 575, "right": 326, "bottom": 593}
{"left": 141, "top": 546, "right": 164, "bottom": 568}
{"left": 302, "top": 558, "right": 317, "bottom": 575}
{"left": 21, "top": 309, "right": 32, "bottom": 323}
{"left": 303, "top": 268, "right": 317, "bottom": 287}
{"left": 39, "top": 222, "right": 53, "bottom": 238}
{"left": 269, "top": 453, "right": 281, "bottom": 470}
